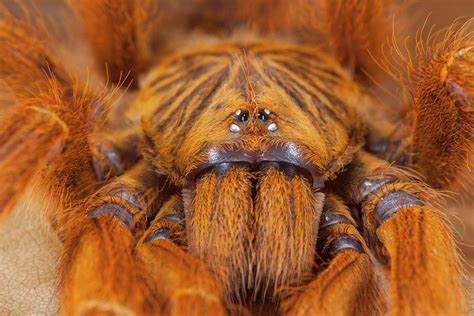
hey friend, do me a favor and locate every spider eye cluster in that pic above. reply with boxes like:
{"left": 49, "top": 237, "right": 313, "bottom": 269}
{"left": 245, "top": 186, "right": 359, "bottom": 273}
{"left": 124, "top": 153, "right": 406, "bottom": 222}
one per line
{"left": 234, "top": 108, "right": 271, "bottom": 122}
{"left": 230, "top": 108, "right": 277, "bottom": 133}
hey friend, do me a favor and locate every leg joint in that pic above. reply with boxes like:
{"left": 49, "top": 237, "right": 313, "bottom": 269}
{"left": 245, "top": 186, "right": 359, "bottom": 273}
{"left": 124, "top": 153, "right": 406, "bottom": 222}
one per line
{"left": 322, "top": 235, "right": 364, "bottom": 258}
{"left": 359, "top": 175, "right": 426, "bottom": 227}
{"left": 374, "top": 190, "right": 424, "bottom": 226}
{"left": 88, "top": 189, "right": 147, "bottom": 233}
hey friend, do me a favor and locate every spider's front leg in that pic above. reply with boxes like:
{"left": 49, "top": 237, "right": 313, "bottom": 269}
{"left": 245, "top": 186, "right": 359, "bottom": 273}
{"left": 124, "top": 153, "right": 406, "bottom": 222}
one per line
{"left": 337, "top": 151, "right": 464, "bottom": 315}
{"left": 61, "top": 160, "right": 158, "bottom": 315}
{"left": 386, "top": 36, "right": 473, "bottom": 190}
{"left": 0, "top": 10, "right": 75, "bottom": 220}
{"left": 63, "top": 160, "right": 226, "bottom": 315}
{"left": 0, "top": 104, "right": 69, "bottom": 220}
{"left": 283, "top": 193, "right": 383, "bottom": 316}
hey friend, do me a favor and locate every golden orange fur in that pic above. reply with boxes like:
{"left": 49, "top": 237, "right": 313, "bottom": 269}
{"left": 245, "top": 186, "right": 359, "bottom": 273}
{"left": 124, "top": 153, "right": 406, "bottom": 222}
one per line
{"left": 0, "top": 0, "right": 472, "bottom": 315}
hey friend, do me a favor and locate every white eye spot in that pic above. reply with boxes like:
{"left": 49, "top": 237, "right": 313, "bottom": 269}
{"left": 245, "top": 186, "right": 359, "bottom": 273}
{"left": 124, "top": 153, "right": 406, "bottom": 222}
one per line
{"left": 235, "top": 109, "right": 242, "bottom": 116}
{"left": 229, "top": 124, "right": 241, "bottom": 133}
{"left": 264, "top": 109, "right": 271, "bottom": 115}
{"left": 267, "top": 123, "right": 278, "bottom": 132}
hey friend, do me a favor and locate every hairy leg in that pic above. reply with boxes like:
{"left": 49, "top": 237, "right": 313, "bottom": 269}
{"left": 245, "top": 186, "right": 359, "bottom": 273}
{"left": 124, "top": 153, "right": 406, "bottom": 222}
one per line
{"left": 71, "top": 0, "right": 151, "bottom": 87}
{"left": 385, "top": 27, "right": 473, "bottom": 190}
{"left": 60, "top": 160, "right": 159, "bottom": 314}
{"left": 1, "top": 7, "right": 221, "bottom": 314}
{"left": 0, "top": 11, "right": 94, "bottom": 220}
{"left": 318, "top": 0, "right": 404, "bottom": 151}
{"left": 0, "top": 9, "right": 71, "bottom": 98}
{"left": 0, "top": 105, "right": 68, "bottom": 220}
{"left": 321, "top": 0, "right": 398, "bottom": 82}
{"left": 283, "top": 193, "right": 383, "bottom": 316}
{"left": 336, "top": 151, "right": 464, "bottom": 314}
{"left": 136, "top": 196, "right": 226, "bottom": 315}
{"left": 136, "top": 240, "right": 227, "bottom": 316}
{"left": 63, "top": 160, "right": 226, "bottom": 315}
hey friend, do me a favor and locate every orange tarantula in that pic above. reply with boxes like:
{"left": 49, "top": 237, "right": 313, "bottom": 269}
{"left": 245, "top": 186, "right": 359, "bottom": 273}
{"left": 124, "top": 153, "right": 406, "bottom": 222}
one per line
{"left": 0, "top": 0, "right": 473, "bottom": 315}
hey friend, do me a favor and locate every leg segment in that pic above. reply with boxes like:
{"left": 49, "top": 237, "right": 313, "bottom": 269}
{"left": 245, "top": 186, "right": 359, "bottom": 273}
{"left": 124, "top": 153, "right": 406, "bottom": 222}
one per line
{"left": 386, "top": 33, "right": 473, "bottom": 190}
{"left": 284, "top": 193, "right": 383, "bottom": 316}
{"left": 321, "top": 0, "right": 397, "bottom": 82}
{"left": 337, "top": 151, "right": 464, "bottom": 314}
{"left": 0, "top": 9, "right": 71, "bottom": 97}
{"left": 136, "top": 196, "right": 226, "bottom": 315}
{"left": 64, "top": 161, "right": 226, "bottom": 315}
{"left": 0, "top": 105, "right": 68, "bottom": 220}
{"left": 363, "top": 185, "right": 463, "bottom": 315}
{"left": 0, "top": 11, "right": 95, "bottom": 220}
{"left": 71, "top": 0, "right": 151, "bottom": 87}
{"left": 141, "top": 195, "right": 185, "bottom": 245}
{"left": 135, "top": 240, "right": 227, "bottom": 316}
{"left": 60, "top": 160, "right": 161, "bottom": 314}
{"left": 91, "top": 127, "right": 143, "bottom": 180}
{"left": 412, "top": 42, "right": 473, "bottom": 189}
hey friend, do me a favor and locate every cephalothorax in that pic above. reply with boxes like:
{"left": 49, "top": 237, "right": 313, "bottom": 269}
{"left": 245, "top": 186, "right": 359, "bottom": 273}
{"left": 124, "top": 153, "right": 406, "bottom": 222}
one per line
{"left": 0, "top": 0, "right": 472, "bottom": 315}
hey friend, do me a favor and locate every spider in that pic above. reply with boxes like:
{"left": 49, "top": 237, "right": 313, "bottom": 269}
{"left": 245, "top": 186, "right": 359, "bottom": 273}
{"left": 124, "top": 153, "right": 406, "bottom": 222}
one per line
{"left": 0, "top": 0, "right": 472, "bottom": 315}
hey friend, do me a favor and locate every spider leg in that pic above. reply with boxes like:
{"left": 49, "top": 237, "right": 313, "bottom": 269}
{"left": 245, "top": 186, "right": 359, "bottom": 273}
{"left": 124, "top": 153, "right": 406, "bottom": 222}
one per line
{"left": 135, "top": 195, "right": 227, "bottom": 316}
{"left": 0, "top": 105, "right": 68, "bottom": 221}
{"left": 140, "top": 195, "right": 186, "bottom": 246}
{"left": 64, "top": 160, "right": 226, "bottom": 315}
{"left": 71, "top": 0, "right": 151, "bottom": 87}
{"left": 283, "top": 193, "right": 383, "bottom": 316}
{"left": 61, "top": 160, "right": 161, "bottom": 314}
{"left": 336, "top": 151, "right": 464, "bottom": 314}
{"left": 316, "top": 0, "right": 403, "bottom": 150}
{"left": 386, "top": 37, "right": 474, "bottom": 190}
{"left": 321, "top": 0, "right": 396, "bottom": 82}
{"left": 91, "top": 127, "right": 143, "bottom": 180}
{"left": 0, "top": 12, "right": 90, "bottom": 220}
{"left": 0, "top": 10, "right": 71, "bottom": 98}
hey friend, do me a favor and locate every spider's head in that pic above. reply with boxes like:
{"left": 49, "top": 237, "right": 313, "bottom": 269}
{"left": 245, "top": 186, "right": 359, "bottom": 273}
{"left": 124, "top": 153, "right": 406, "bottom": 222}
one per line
{"left": 141, "top": 43, "right": 365, "bottom": 182}
{"left": 140, "top": 42, "right": 366, "bottom": 300}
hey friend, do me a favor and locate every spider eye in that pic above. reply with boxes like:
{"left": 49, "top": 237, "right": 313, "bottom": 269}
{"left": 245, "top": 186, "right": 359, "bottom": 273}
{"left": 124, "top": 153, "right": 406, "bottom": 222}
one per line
{"left": 238, "top": 111, "right": 249, "bottom": 122}
{"left": 258, "top": 110, "right": 269, "bottom": 121}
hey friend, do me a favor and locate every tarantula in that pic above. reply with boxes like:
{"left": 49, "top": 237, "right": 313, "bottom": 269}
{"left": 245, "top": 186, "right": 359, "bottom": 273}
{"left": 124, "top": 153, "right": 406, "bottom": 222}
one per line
{"left": 0, "top": 0, "right": 472, "bottom": 315}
